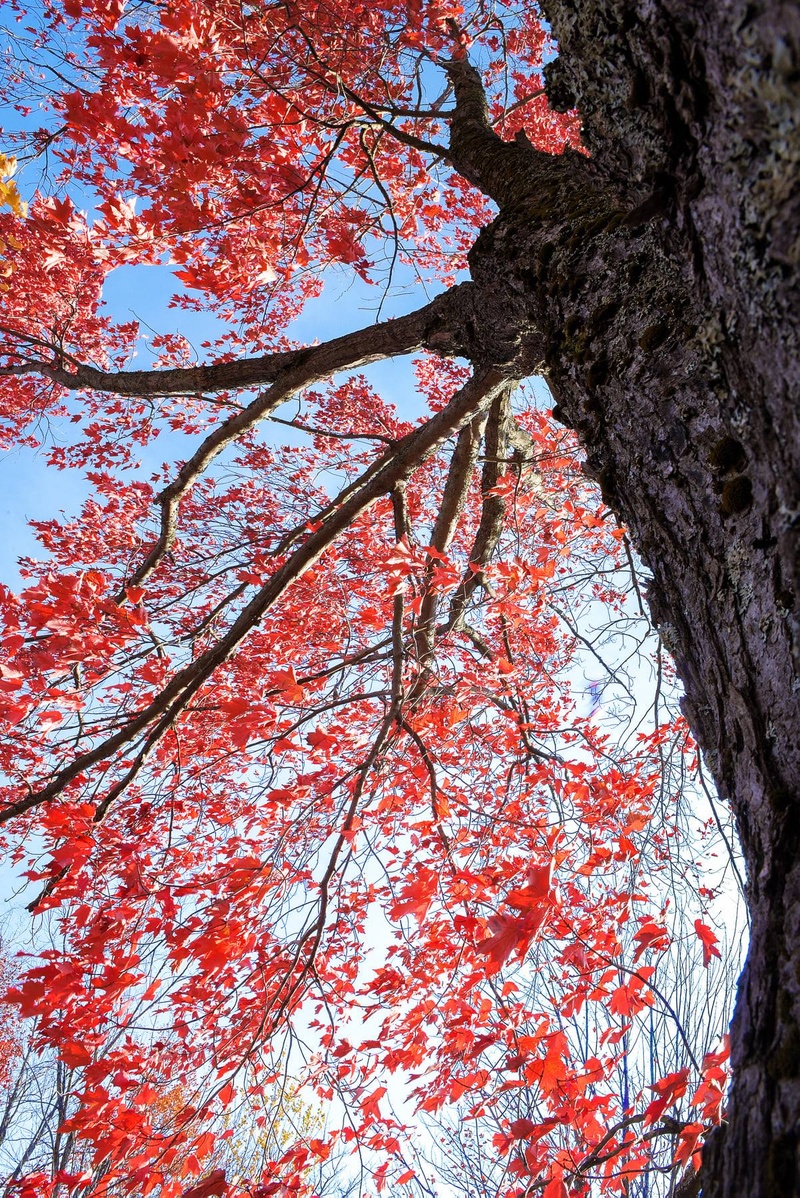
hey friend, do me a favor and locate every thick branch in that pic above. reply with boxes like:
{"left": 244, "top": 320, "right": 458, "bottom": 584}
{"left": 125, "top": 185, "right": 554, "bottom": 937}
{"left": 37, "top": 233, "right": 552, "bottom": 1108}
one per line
{"left": 413, "top": 408, "right": 489, "bottom": 667}
{"left": 1, "top": 368, "right": 511, "bottom": 827}
{"left": 0, "top": 285, "right": 473, "bottom": 398}
{"left": 446, "top": 384, "right": 514, "bottom": 631}
{"left": 445, "top": 58, "right": 588, "bottom": 211}
{"left": 445, "top": 56, "right": 520, "bottom": 197}
{"left": 103, "top": 286, "right": 478, "bottom": 586}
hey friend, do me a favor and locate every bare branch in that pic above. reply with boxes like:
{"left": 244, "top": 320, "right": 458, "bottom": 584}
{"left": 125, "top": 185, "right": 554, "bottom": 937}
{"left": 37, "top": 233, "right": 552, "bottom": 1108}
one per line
{"left": 446, "top": 383, "right": 515, "bottom": 631}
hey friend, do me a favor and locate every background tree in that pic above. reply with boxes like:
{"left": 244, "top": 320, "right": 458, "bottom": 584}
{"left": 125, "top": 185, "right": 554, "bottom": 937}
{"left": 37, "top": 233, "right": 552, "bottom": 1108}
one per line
{"left": 0, "top": 0, "right": 795, "bottom": 1196}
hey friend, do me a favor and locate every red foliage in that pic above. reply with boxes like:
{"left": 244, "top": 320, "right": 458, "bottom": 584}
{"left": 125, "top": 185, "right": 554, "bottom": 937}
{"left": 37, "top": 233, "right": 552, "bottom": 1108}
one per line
{"left": 0, "top": 1, "right": 731, "bottom": 1195}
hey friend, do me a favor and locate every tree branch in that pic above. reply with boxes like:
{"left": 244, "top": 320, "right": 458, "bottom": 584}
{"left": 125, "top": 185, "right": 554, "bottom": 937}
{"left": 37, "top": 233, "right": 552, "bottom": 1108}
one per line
{"left": 90, "top": 286, "right": 475, "bottom": 588}
{"left": 444, "top": 56, "right": 592, "bottom": 212}
{"left": 1, "top": 368, "right": 511, "bottom": 827}
{"left": 446, "top": 383, "right": 514, "bottom": 631}
{"left": 0, "top": 284, "right": 473, "bottom": 398}
{"left": 413, "top": 407, "right": 489, "bottom": 668}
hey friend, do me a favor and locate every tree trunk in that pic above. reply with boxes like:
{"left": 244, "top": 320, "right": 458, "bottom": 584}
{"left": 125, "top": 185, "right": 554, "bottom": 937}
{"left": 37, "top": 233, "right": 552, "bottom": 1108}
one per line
{"left": 475, "top": 2, "right": 799, "bottom": 1193}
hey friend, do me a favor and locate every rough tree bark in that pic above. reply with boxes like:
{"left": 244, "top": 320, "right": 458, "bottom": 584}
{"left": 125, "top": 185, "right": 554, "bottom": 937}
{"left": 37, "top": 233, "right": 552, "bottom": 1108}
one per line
{"left": 483, "top": 2, "right": 798, "bottom": 1194}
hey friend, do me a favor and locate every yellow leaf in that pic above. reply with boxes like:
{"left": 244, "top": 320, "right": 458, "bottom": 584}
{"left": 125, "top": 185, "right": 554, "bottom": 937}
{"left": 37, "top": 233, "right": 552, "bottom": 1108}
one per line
{"left": 0, "top": 154, "right": 27, "bottom": 217}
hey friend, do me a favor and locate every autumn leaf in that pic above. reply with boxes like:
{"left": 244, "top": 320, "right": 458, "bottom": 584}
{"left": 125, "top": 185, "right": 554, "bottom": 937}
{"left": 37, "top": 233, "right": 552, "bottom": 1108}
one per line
{"left": 694, "top": 919, "right": 722, "bottom": 968}
{"left": 508, "top": 1117, "right": 538, "bottom": 1139}
{"left": 505, "top": 861, "right": 553, "bottom": 909}
{"left": 644, "top": 1068, "right": 690, "bottom": 1126}
{"left": 674, "top": 1121, "right": 705, "bottom": 1169}
{"left": 633, "top": 919, "right": 670, "bottom": 962}
{"left": 542, "top": 1175, "right": 568, "bottom": 1198}
{"left": 181, "top": 1170, "right": 228, "bottom": 1198}
{"left": 476, "top": 912, "right": 541, "bottom": 973}
{"left": 0, "top": 154, "right": 26, "bottom": 218}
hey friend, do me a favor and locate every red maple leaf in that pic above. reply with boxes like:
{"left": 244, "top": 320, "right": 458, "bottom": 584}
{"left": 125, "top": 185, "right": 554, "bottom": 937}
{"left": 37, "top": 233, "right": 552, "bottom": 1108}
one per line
{"left": 694, "top": 920, "right": 722, "bottom": 968}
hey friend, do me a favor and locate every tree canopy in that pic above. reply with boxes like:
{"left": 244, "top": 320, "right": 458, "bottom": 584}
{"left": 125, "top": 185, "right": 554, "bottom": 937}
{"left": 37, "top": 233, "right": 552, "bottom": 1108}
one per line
{"left": 0, "top": 0, "right": 781, "bottom": 1195}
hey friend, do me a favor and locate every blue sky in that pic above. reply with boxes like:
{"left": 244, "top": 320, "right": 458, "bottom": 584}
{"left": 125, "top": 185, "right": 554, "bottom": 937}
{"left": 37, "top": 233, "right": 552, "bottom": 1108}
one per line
{"left": 0, "top": 254, "right": 430, "bottom": 588}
